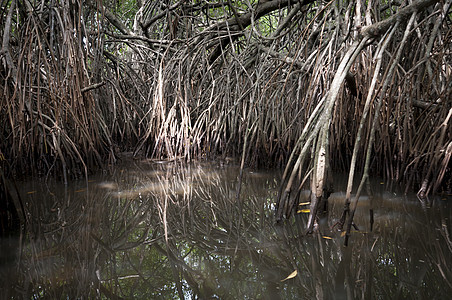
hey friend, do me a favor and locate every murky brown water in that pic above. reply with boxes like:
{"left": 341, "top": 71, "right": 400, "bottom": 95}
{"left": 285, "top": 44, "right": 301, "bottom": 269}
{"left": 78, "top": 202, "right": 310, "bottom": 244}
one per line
{"left": 1, "top": 159, "right": 451, "bottom": 299}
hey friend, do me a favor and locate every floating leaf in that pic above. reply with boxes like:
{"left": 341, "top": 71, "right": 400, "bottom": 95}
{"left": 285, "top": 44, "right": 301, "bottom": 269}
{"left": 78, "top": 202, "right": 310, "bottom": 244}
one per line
{"left": 281, "top": 270, "right": 298, "bottom": 282}
{"left": 340, "top": 231, "right": 346, "bottom": 237}
{"left": 297, "top": 209, "right": 310, "bottom": 214}
{"left": 298, "top": 202, "right": 310, "bottom": 206}
{"left": 322, "top": 236, "right": 332, "bottom": 240}
{"left": 74, "top": 189, "right": 86, "bottom": 193}
{"left": 27, "top": 191, "right": 37, "bottom": 194}
{"left": 380, "top": 182, "right": 384, "bottom": 185}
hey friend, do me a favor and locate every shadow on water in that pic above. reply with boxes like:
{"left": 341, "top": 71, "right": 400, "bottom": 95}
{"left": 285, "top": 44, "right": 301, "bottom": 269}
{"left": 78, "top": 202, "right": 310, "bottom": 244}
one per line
{"left": 1, "top": 159, "right": 451, "bottom": 299}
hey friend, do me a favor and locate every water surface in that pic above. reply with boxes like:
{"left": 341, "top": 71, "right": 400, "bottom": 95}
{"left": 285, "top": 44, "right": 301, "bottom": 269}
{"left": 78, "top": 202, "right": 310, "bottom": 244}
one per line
{"left": 1, "top": 159, "right": 451, "bottom": 299}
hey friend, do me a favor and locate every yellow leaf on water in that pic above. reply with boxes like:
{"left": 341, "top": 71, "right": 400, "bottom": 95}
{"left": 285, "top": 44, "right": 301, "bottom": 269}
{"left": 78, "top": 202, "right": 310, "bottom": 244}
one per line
{"left": 281, "top": 270, "right": 298, "bottom": 282}
{"left": 322, "top": 236, "right": 332, "bottom": 240}
{"left": 298, "top": 202, "right": 310, "bottom": 206}
{"left": 297, "top": 209, "right": 310, "bottom": 214}
{"left": 74, "top": 189, "right": 86, "bottom": 193}
{"left": 27, "top": 191, "right": 37, "bottom": 194}
{"left": 340, "top": 231, "right": 346, "bottom": 237}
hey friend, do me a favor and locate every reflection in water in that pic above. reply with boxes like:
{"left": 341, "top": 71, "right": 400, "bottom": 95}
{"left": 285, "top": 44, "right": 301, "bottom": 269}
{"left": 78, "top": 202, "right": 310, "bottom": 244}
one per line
{"left": 1, "top": 160, "right": 451, "bottom": 298}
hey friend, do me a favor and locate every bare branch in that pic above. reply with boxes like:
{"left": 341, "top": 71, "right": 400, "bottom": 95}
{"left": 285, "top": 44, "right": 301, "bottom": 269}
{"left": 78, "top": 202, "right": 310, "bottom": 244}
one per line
{"left": 361, "top": 0, "right": 439, "bottom": 38}
{"left": 1, "top": 0, "right": 17, "bottom": 80}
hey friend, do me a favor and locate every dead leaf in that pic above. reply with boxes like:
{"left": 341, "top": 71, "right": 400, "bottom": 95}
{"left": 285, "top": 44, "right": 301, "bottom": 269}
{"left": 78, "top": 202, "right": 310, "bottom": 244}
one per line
{"left": 297, "top": 208, "right": 310, "bottom": 214}
{"left": 281, "top": 270, "right": 298, "bottom": 282}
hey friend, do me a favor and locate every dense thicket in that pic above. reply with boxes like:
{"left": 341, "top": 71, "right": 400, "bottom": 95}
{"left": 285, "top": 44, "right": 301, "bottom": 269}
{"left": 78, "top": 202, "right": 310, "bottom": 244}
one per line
{"left": 1, "top": 1, "right": 451, "bottom": 225}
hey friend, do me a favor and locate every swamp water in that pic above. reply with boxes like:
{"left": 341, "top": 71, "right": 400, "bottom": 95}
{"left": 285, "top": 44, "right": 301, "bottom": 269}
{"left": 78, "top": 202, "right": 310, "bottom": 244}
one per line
{"left": 1, "top": 159, "right": 451, "bottom": 299}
